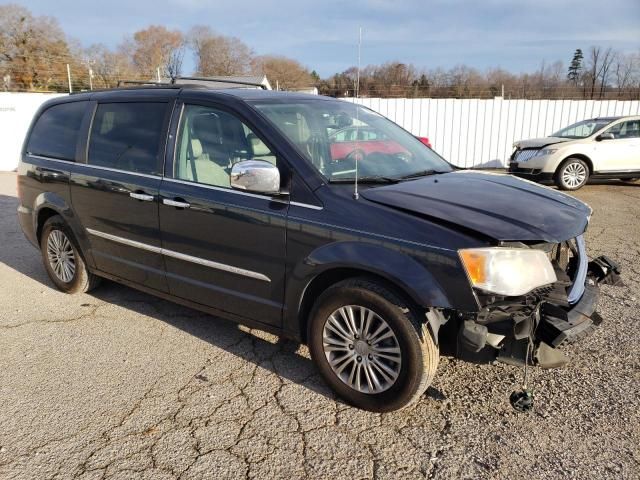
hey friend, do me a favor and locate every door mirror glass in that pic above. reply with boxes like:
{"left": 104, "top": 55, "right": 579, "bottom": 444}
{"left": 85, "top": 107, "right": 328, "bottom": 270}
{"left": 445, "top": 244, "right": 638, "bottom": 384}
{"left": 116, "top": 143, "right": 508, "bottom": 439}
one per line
{"left": 230, "top": 160, "right": 281, "bottom": 194}
{"left": 596, "top": 132, "right": 615, "bottom": 141}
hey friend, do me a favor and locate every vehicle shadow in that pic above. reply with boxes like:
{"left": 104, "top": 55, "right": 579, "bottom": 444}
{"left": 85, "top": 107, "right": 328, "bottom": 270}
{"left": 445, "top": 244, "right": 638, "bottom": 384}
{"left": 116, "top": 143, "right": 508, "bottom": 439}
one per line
{"left": 89, "top": 282, "right": 338, "bottom": 400}
{"left": 0, "top": 192, "right": 337, "bottom": 402}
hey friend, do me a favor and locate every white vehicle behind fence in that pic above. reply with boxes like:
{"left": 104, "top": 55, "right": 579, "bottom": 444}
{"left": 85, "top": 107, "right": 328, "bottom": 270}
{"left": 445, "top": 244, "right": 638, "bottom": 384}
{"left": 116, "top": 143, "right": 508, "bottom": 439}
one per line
{"left": 509, "top": 116, "right": 640, "bottom": 190}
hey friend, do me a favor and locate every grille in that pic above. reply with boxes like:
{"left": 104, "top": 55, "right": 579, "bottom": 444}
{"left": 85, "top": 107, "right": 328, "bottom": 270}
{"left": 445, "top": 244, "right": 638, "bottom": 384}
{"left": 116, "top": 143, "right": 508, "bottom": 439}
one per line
{"left": 513, "top": 149, "right": 539, "bottom": 162}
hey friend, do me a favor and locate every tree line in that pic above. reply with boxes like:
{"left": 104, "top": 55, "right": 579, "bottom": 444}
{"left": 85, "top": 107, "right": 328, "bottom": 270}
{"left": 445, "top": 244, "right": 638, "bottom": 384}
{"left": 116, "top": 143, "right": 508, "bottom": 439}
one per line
{"left": 320, "top": 48, "right": 640, "bottom": 100}
{"left": 1, "top": 4, "right": 639, "bottom": 99}
{"left": 0, "top": 4, "right": 314, "bottom": 92}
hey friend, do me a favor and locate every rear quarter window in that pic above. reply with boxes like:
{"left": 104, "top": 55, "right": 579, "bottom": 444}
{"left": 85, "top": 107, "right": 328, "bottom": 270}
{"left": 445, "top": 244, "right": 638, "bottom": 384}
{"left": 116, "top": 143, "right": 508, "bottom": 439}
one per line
{"left": 26, "top": 101, "right": 88, "bottom": 161}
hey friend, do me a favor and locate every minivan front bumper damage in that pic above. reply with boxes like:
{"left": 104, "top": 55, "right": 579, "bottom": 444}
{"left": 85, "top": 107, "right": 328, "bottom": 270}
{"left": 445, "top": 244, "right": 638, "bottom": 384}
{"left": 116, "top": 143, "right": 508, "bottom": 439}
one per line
{"left": 455, "top": 255, "right": 621, "bottom": 369}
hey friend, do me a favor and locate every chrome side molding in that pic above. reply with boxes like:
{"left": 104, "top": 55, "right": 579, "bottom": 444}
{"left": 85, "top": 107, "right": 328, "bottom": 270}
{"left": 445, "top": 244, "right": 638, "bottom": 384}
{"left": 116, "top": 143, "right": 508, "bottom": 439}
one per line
{"left": 86, "top": 228, "right": 270, "bottom": 282}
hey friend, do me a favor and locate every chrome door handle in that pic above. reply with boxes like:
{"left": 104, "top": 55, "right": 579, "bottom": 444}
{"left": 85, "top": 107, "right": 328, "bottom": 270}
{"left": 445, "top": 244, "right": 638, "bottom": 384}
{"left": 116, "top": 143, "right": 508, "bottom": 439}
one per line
{"left": 163, "top": 198, "right": 191, "bottom": 208}
{"left": 130, "top": 192, "right": 154, "bottom": 201}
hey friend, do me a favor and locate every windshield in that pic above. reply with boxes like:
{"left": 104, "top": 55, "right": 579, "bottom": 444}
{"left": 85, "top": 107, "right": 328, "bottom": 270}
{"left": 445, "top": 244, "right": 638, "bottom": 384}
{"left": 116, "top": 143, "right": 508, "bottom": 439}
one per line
{"left": 552, "top": 119, "right": 614, "bottom": 139}
{"left": 251, "top": 99, "right": 451, "bottom": 182}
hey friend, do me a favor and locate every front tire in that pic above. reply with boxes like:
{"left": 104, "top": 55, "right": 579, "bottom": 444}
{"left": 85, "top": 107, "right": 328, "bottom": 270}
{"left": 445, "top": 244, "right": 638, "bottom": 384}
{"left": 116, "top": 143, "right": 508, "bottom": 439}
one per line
{"left": 308, "top": 278, "right": 439, "bottom": 412}
{"left": 554, "top": 158, "right": 589, "bottom": 190}
{"left": 40, "top": 215, "right": 100, "bottom": 294}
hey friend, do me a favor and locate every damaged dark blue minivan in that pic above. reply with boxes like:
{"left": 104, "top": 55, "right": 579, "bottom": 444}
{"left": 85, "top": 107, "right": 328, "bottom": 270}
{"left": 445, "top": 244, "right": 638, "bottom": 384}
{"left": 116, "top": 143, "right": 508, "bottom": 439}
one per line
{"left": 17, "top": 79, "right": 621, "bottom": 411}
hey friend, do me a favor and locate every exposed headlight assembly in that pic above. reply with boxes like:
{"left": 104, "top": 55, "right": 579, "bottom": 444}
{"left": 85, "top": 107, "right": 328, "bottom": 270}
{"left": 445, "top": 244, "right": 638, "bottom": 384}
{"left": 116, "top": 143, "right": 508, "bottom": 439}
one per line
{"left": 459, "top": 248, "right": 557, "bottom": 296}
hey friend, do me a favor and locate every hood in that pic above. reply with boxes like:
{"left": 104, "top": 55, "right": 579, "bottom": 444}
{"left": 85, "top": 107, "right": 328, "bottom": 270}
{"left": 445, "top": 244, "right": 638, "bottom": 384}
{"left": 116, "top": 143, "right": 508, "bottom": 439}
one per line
{"left": 361, "top": 171, "right": 591, "bottom": 243}
{"left": 514, "top": 137, "right": 571, "bottom": 149}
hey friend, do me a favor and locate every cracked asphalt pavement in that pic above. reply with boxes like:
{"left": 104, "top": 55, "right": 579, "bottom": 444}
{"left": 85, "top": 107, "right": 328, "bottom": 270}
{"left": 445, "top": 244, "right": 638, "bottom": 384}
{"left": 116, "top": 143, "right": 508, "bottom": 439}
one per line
{"left": 0, "top": 171, "right": 639, "bottom": 479}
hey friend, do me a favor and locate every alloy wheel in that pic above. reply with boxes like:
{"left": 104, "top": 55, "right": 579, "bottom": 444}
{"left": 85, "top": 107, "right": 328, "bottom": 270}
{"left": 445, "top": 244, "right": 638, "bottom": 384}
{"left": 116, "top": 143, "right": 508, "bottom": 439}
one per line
{"left": 46, "top": 230, "right": 76, "bottom": 283}
{"left": 322, "top": 305, "right": 402, "bottom": 394}
{"left": 562, "top": 162, "right": 587, "bottom": 188}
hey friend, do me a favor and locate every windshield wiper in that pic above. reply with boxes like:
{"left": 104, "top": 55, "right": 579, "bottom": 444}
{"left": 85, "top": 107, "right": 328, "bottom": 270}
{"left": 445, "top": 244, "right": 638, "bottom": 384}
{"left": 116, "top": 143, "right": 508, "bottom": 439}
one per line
{"left": 395, "top": 169, "right": 444, "bottom": 181}
{"left": 328, "top": 175, "right": 399, "bottom": 184}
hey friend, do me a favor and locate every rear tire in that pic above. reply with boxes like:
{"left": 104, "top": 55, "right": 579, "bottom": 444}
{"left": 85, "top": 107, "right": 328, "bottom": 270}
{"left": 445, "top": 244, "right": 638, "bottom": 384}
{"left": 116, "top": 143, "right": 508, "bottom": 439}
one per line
{"left": 308, "top": 278, "right": 439, "bottom": 412}
{"left": 555, "top": 157, "right": 589, "bottom": 190}
{"left": 40, "top": 215, "right": 101, "bottom": 294}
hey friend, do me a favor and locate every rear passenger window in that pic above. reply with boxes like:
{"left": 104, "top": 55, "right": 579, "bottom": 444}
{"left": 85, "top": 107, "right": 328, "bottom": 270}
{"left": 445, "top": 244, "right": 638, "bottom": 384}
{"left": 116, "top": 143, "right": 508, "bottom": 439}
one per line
{"left": 27, "top": 101, "right": 87, "bottom": 161}
{"left": 88, "top": 103, "right": 167, "bottom": 175}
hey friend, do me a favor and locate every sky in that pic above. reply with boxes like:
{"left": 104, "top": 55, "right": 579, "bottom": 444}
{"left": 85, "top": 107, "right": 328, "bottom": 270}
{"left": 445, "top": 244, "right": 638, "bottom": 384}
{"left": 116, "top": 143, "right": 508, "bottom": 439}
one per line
{"left": 20, "top": 0, "right": 640, "bottom": 77}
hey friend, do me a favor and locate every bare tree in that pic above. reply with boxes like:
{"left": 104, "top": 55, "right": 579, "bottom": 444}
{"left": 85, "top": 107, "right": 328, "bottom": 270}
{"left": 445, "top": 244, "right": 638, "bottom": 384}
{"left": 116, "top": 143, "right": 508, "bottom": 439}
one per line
{"left": 447, "top": 65, "right": 484, "bottom": 97}
{"left": 585, "top": 46, "right": 615, "bottom": 99}
{"left": 585, "top": 46, "right": 601, "bottom": 98}
{"left": 614, "top": 51, "right": 640, "bottom": 99}
{"left": 0, "top": 4, "right": 75, "bottom": 91}
{"left": 251, "top": 55, "right": 312, "bottom": 90}
{"left": 121, "top": 25, "right": 184, "bottom": 79}
{"left": 598, "top": 48, "right": 616, "bottom": 98}
{"left": 189, "top": 26, "right": 253, "bottom": 76}
{"left": 85, "top": 44, "right": 135, "bottom": 88}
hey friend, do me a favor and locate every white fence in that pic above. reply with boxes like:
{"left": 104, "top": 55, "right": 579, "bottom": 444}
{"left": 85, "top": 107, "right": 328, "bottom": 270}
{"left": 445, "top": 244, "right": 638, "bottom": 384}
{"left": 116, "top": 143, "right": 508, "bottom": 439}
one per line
{"left": 350, "top": 97, "right": 640, "bottom": 168}
{"left": 0, "top": 92, "right": 65, "bottom": 171}
{"left": 2, "top": 92, "right": 640, "bottom": 171}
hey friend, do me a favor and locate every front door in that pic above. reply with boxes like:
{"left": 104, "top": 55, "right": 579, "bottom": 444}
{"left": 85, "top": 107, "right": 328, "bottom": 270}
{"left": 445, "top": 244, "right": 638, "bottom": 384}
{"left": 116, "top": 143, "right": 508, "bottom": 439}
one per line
{"left": 159, "top": 102, "right": 288, "bottom": 327}
{"left": 594, "top": 119, "right": 640, "bottom": 172}
{"left": 71, "top": 101, "right": 172, "bottom": 292}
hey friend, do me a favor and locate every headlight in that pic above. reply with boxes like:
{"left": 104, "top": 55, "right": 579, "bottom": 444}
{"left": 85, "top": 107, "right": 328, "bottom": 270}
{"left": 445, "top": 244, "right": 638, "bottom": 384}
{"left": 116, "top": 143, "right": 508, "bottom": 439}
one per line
{"left": 459, "top": 248, "right": 557, "bottom": 296}
{"left": 536, "top": 148, "right": 558, "bottom": 156}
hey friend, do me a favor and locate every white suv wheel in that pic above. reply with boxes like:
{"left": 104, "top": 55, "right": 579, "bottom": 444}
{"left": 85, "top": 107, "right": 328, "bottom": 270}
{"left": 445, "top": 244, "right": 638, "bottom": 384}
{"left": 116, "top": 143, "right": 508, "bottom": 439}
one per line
{"left": 556, "top": 158, "right": 589, "bottom": 190}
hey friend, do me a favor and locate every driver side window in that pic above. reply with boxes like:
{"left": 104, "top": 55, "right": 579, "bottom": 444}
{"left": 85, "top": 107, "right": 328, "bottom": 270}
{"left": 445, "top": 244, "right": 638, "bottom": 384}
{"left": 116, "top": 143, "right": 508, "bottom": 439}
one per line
{"left": 174, "top": 104, "right": 276, "bottom": 188}
{"left": 604, "top": 120, "right": 640, "bottom": 139}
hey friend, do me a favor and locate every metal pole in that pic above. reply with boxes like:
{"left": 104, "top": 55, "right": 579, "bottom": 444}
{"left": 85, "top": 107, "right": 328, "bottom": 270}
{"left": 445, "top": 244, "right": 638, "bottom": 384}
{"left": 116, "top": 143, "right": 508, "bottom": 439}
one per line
{"left": 157, "top": 67, "right": 161, "bottom": 82}
{"left": 66, "top": 64, "right": 72, "bottom": 93}
{"left": 89, "top": 68, "right": 93, "bottom": 90}
{"left": 356, "top": 27, "right": 362, "bottom": 98}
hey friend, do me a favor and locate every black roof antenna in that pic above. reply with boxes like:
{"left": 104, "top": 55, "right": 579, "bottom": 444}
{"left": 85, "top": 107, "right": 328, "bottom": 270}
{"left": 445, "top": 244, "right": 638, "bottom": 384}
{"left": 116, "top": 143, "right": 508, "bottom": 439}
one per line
{"left": 354, "top": 26, "right": 363, "bottom": 200}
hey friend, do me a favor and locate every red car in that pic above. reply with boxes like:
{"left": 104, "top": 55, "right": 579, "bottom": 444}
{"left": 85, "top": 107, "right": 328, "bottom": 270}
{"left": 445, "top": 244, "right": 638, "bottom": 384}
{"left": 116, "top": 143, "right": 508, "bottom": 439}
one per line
{"left": 329, "top": 127, "right": 431, "bottom": 161}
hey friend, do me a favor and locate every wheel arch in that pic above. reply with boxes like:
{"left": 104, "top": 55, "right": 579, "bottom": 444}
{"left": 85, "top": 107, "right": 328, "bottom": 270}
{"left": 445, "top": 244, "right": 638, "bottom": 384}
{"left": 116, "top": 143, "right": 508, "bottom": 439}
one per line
{"left": 296, "top": 268, "right": 419, "bottom": 343}
{"left": 35, "top": 207, "right": 61, "bottom": 244}
{"left": 32, "top": 193, "right": 95, "bottom": 268}
{"left": 283, "top": 241, "right": 468, "bottom": 343}
{"left": 556, "top": 153, "right": 594, "bottom": 176}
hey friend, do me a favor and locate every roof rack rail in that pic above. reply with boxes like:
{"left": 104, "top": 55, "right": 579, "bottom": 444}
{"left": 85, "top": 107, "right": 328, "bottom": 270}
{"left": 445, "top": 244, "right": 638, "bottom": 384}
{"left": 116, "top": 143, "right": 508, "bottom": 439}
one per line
{"left": 171, "top": 76, "right": 267, "bottom": 90}
{"left": 116, "top": 80, "right": 173, "bottom": 87}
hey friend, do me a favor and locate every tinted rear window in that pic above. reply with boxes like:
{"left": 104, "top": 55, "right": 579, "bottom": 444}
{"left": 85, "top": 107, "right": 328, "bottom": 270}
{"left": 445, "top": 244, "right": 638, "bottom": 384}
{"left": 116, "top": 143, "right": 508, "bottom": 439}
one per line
{"left": 27, "top": 101, "right": 87, "bottom": 161}
{"left": 88, "top": 102, "right": 167, "bottom": 175}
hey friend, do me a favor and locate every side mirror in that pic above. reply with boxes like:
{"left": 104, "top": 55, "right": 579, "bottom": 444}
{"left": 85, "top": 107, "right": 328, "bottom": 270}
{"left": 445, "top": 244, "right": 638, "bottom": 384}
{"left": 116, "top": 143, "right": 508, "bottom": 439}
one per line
{"left": 230, "top": 160, "right": 281, "bottom": 195}
{"left": 596, "top": 132, "right": 615, "bottom": 141}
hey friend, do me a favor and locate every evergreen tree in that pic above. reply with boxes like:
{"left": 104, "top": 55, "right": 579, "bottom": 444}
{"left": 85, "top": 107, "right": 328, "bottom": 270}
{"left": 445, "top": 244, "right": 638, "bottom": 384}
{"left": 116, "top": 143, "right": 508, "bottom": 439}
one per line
{"left": 567, "top": 48, "right": 584, "bottom": 85}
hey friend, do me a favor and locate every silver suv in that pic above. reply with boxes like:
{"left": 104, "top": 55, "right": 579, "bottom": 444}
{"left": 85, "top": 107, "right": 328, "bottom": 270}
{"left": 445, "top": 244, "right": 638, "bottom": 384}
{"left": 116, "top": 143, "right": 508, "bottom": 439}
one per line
{"left": 509, "top": 116, "right": 640, "bottom": 190}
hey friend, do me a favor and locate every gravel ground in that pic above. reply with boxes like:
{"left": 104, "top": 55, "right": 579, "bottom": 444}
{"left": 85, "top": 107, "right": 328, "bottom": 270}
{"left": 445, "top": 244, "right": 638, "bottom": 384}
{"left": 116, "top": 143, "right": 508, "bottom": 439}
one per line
{"left": 0, "top": 171, "right": 638, "bottom": 480}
